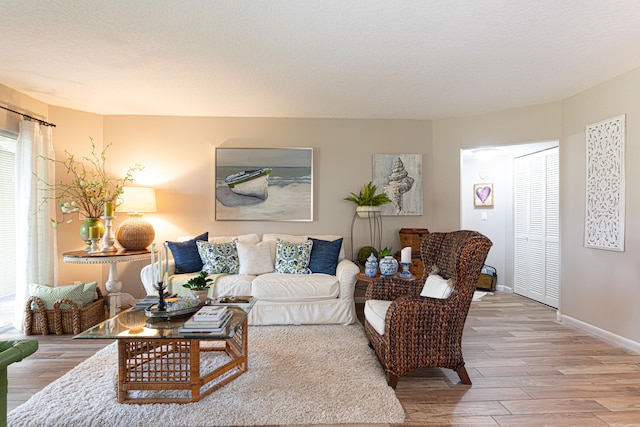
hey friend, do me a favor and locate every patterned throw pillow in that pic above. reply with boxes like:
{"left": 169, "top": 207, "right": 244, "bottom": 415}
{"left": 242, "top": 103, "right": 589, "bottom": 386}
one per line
{"left": 80, "top": 281, "right": 99, "bottom": 306}
{"left": 275, "top": 238, "right": 313, "bottom": 274}
{"left": 29, "top": 283, "right": 86, "bottom": 309}
{"left": 197, "top": 239, "right": 239, "bottom": 274}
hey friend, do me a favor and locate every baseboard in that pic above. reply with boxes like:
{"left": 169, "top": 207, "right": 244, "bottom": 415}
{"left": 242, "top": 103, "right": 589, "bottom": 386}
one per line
{"left": 559, "top": 313, "right": 640, "bottom": 354}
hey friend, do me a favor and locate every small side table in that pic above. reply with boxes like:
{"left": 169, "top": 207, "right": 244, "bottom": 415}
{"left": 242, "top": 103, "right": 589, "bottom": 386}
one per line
{"left": 356, "top": 272, "right": 416, "bottom": 283}
{"left": 63, "top": 249, "right": 152, "bottom": 317}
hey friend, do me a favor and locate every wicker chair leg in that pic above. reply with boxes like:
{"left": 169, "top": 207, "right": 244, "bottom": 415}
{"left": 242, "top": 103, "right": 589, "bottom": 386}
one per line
{"left": 456, "top": 365, "right": 472, "bottom": 385}
{"left": 387, "top": 372, "right": 398, "bottom": 389}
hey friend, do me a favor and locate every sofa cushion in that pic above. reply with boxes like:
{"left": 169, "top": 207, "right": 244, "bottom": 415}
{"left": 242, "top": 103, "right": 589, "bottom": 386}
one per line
{"left": 251, "top": 273, "right": 340, "bottom": 301}
{"left": 215, "top": 274, "right": 254, "bottom": 297}
{"left": 237, "top": 241, "right": 274, "bottom": 275}
{"left": 197, "top": 240, "right": 240, "bottom": 274}
{"left": 420, "top": 273, "right": 453, "bottom": 299}
{"left": 364, "top": 299, "right": 392, "bottom": 335}
{"left": 274, "top": 238, "right": 312, "bottom": 274}
{"left": 209, "top": 233, "right": 260, "bottom": 244}
{"left": 29, "top": 283, "right": 86, "bottom": 310}
{"left": 308, "top": 237, "right": 343, "bottom": 275}
{"left": 167, "top": 232, "right": 209, "bottom": 274}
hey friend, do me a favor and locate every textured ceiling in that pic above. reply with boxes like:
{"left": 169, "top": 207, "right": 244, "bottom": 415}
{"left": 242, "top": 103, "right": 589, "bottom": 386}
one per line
{"left": 2, "top": 0, "right": 640, "bottom": 120}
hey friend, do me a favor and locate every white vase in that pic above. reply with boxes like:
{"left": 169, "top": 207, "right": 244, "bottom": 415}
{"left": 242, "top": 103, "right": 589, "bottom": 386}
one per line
{"left": 191, "top": 290, "right": 208, "bottom": 305}
{"left": 356, "top": 206, "right": 381, "bottom": 218}
{"left": 379, "top": 256, "right": 399, "bottom": 276}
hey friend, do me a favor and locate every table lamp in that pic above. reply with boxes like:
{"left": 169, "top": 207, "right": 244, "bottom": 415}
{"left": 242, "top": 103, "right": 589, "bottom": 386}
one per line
{"left": 115, "top": 186, "right": 157, "bottom": 250}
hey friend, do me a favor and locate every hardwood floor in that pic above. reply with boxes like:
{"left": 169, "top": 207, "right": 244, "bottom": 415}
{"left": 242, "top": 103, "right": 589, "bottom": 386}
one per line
{"left": 3, "top": 292, "right": 640, "bottom": 426}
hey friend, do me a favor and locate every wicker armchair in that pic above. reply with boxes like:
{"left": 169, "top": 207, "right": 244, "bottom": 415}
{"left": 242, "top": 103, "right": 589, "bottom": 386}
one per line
{"left": 364, "top": 230, "right": 492, "bottom": 388}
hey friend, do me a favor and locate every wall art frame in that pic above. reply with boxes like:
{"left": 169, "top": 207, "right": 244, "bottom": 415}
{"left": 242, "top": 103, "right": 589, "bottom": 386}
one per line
{"left": 584, "top": 114, "right": 626, "bottom": 251}
{"left": 372, "top": 154, "right": 423, "bottom": 216}
{"left": 474, "top": 183, "right": 494, "bottom": 207}
{"left": 215, "top": 147, "right": 313, "bottom": 221}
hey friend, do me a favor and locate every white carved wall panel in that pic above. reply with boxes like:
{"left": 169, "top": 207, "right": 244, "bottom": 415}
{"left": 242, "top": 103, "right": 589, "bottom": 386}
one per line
{"left": 584, "top": 115, "right": 626, "bottom": 251}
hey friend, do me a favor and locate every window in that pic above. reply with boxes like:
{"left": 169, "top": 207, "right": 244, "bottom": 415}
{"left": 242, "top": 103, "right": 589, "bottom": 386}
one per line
{"left": 0, "top": 131, "right": 17, "bottom": 331}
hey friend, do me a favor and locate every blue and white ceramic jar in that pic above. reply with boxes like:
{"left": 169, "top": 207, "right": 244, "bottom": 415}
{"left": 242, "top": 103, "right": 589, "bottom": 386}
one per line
{"left": 364, "top": 252, "right": 378, "bottom": 277}
{"left": 379, "top": 256, "right": 399, "bottom": 276}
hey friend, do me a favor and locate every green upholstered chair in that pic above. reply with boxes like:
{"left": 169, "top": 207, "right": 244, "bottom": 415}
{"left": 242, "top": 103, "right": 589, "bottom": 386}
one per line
{"left": 0, "top": 340, "right": 38, "bottom": 427}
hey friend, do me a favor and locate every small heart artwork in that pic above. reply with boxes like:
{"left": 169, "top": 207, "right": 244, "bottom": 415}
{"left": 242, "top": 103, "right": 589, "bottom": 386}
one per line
{"left": 475, "top": 185, "right": 492, "bottom": 204}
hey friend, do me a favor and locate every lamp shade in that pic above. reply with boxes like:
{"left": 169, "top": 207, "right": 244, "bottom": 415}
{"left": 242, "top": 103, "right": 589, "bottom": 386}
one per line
{"left": 117, "top": 186, "right": 157, "bottom": 213}
{"left": 116, "top": 186, "right": 157, "bottom": 251}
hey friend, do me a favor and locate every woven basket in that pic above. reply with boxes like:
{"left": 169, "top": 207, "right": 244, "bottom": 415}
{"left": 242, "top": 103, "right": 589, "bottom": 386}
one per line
{"left": 24, "top": 288, "right": 108, "bottom": 335}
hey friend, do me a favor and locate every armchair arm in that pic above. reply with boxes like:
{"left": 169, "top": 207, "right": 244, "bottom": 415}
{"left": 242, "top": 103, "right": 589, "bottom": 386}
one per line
{"left": 365, "top": 276, "right": 424, "bottom": 301}
{"left": 336, "top": 258, "right": 359, "bottom": 300}
{"left": 0, "top": 340, "right": 38, "bottom": 369}
{"left": 383, "top": 295, "right": 458, "bottom": 372}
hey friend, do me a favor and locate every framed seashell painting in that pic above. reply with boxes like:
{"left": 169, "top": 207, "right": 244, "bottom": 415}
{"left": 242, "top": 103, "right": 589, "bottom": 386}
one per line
{"left": 373, "top": 154, "right": 423, "bottom": 216}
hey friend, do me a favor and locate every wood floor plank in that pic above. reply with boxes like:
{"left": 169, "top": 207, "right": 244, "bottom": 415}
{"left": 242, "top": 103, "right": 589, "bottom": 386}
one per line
{"left": 4, "top": 291, "right": 640, "bottom": 427}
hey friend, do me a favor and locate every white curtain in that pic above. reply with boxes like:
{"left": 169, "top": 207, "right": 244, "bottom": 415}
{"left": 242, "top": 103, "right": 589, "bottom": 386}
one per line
{"left": 14, "top": 120, "right": 56, "bottom": 329}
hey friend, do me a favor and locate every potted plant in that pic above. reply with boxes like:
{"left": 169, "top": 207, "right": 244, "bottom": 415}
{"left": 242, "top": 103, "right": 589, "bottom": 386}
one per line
{"left": 36, "top": 138, "right": 142, "bottom": 246}
{"left": 344, "top": 181, "right": 392, "bottom": 218}
{"left": 376, "top": 247, "right": 393, "bottom": 259}
{"left": 182, "top": 271, "right": 213, "bottom": 304}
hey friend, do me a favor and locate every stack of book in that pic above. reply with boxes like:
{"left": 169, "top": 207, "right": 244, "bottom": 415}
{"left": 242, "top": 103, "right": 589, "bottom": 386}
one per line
{"left": 179, "top": 305, "right": 232, "bottom": 334}
{"left": 134, "top": 293, "right": 177, "bottom": 310}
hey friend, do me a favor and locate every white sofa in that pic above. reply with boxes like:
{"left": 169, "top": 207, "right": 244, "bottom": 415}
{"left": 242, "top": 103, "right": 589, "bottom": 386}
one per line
{"left": 140, "top": 233, "right": 359, "bottom": 326}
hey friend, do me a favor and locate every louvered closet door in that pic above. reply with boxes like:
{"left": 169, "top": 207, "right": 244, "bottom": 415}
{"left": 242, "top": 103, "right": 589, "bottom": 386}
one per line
{"left": 513, "top": 147, "right": 559, "bottom": 308}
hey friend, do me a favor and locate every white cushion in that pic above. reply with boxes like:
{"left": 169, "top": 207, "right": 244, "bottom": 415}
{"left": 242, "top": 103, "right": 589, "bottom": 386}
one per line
{"left": 251, "top": 272, "right": 340, "bottom": 301}
{"left": 420, "top": 274, "right": 453, "bottom": 299}
{"left": 215, "top": 274, "right": 254, "bottom": 297}
{"left": 364, "top": 299, "right": 392, "bottom": 335}
{"left": 209, "top": 233, "right": 260, "bottom": 244}
{"left": 237, "top": 241, "right": 274, "bottom": 275}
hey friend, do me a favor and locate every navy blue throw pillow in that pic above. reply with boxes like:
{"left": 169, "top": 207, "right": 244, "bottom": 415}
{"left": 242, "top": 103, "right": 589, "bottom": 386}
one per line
{"left": 308, "top": 237, "right": 343, "bottom": 275}
{"left": 166, "top": 232, "right": 209, "bottom": 274}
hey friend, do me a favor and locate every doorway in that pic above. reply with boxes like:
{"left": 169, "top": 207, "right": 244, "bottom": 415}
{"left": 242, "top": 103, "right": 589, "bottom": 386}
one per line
{"left": 460, "top": 141, "right": 559, "bottom": 308}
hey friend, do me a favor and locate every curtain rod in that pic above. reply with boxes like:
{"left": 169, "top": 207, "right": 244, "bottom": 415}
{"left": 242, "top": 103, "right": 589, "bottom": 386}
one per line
{"left": 0, "top": 104, "right": 56, "bottom": 127}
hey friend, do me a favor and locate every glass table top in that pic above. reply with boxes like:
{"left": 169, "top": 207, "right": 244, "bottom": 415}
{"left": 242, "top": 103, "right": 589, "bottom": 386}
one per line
{"left": 75, "top": 299, "right": 256, "bottom": 340}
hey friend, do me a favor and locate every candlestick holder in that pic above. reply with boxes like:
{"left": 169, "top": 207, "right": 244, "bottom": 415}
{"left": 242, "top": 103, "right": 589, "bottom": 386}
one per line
{"left": 88, "top": 237, "right": 101, "bottom": 254}
{"left": 155, "top": 281, "right": 167, "bottom": 312}
{"left": 100, "top": 215, "right": 118, "bottom": 252}
{"left": 399, "top": 261, "right": 412, "bottom": 278}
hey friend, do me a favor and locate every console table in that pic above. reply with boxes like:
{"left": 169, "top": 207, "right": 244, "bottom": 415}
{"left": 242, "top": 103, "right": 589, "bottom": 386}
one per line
{"left": 63, "top": 249, "right": 152, "bottom": 317}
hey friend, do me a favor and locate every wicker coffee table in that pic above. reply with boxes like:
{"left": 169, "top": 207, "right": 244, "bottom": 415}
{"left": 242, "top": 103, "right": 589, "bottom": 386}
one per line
{"left": 75, "top": 299, "right": 255, "bottom": 404}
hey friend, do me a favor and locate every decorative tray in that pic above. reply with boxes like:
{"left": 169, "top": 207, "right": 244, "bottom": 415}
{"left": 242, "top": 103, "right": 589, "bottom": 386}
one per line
{"left": 144, "top": 305, "right": 201, "bottom": 319}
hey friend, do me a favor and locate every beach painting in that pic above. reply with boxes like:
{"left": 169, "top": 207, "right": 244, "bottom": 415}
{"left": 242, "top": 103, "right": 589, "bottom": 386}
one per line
{"left": 215, "top": 147, "right": 313, "bottom": 221}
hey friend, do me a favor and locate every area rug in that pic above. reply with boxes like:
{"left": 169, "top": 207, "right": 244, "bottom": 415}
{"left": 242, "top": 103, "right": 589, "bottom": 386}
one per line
{"left": 8, "top": 324, "right": 405, "bottom": 427}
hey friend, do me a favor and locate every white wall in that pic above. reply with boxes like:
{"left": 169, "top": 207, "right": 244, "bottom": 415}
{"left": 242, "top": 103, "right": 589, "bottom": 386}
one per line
{"left": 560, "top": 67, "right": 640, "bottom": 345}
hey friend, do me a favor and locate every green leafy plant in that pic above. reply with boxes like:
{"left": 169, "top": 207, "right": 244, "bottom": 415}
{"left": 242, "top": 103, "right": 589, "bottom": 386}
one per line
{"left": 377, "top": 247, "right": 393, "bottom": 258}
{"left": 36, "top": 138, "right": 142, "bottom": 227}
{"left": 182, "top": 272, "right": 213, "bottom": 290}
{"left": 343, "top": 182, "right": 391, "bottom": 206}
